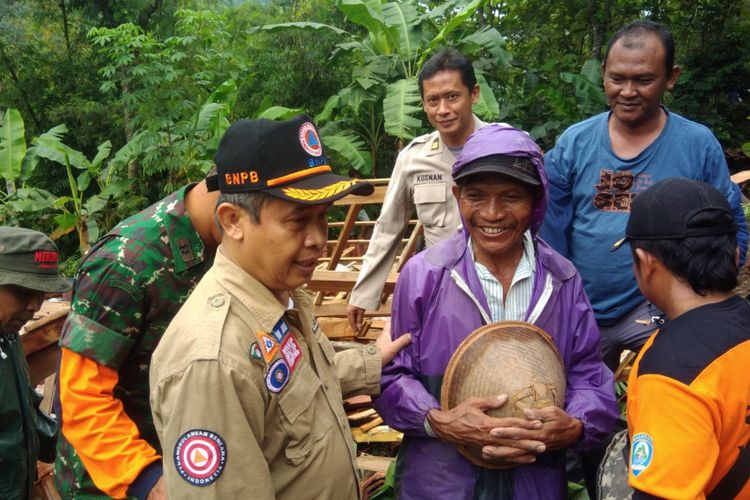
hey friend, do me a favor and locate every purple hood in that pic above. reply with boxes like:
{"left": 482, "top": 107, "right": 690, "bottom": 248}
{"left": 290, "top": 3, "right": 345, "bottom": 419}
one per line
{"left": 452, "top": 124, "right": 549, "bottom": 234}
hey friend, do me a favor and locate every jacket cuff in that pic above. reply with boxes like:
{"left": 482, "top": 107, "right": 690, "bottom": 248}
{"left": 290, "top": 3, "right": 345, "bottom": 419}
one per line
{"left": 362, "top": 344, "right": 381, "bottom": 395}
{"left": 127, "top": 460, "right": 162, "bottom": 500}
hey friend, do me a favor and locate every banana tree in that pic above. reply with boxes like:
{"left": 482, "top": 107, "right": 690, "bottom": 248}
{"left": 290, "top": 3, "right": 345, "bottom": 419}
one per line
{"left": 254, "top": 0, "right": 511, "bottom": 177}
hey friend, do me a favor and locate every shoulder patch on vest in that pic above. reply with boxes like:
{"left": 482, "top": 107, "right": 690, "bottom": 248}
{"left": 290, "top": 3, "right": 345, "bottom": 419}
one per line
{"left": 174, "top": 429, "right": 227, "bottom": 486}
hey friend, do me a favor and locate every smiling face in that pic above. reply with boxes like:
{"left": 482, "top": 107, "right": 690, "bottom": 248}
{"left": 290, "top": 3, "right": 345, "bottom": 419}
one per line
{"left": 602, "top": 33, "right": 680, "bottom": 130}
{"left": 218, "top": 196, "right": 330, "bottom": 303}
{"left": 421, "top": 69, "right": 480, "bottom": 147}
{"left": 453, "top": 174, "right": 534, "bottom": 270}
{"left": 0, "top": 285, "right": 45, "bottom": 335}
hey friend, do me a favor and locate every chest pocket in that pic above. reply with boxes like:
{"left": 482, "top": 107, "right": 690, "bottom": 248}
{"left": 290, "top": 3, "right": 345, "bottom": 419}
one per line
{"left": 414, "top": 182, "right": 447, "bottom": 227}
{"left": 278, "top": 361, "right": 329, "bottom": 465}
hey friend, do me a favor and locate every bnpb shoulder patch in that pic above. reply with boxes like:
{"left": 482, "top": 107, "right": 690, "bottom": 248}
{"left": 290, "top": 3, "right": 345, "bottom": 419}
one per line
{"left": 174, "top": 429, "right": 227, "bottom": 486}
{"left": 266, "top": 358, "right": 291, "bottom": 393}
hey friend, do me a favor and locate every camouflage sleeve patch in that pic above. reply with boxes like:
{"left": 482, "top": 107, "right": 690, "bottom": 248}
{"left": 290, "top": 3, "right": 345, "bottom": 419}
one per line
{"left": 60, "top": 312, "right": 136, "bottom": 369}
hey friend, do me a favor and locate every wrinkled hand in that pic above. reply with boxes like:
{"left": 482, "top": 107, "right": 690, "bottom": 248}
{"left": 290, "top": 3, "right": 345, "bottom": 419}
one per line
{"left": 346, "top": 304, "right": 365, "bottom": 332}
{"left": 374, "top": 321, "right": 411, "bottom": 366}
{"left": 147, "top": 476, "right": 167, "bottom": 500}
{"left": 487, "top": 406, "right": 583, "bottom": 453}
{"left": 428, "top": 395, "right": 546, "bottom": 467}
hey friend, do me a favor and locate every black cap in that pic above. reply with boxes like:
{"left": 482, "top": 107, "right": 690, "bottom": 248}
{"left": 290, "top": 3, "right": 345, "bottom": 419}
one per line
{"left": 610, "top": 178, "right": 737, "bottom": 251}
{"left": 453, "top": 154, "right": 541, "bottom": 186}
{"left": 206, "top": 114, "right": 373, "bottom": 204}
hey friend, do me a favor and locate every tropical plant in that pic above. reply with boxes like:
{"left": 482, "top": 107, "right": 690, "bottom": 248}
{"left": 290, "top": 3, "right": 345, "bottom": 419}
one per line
{"left": 256, "top": 0, "right": 510, "bottom": 177}
{"left": 1, "top": 108, "right": 131, "bottom": 253}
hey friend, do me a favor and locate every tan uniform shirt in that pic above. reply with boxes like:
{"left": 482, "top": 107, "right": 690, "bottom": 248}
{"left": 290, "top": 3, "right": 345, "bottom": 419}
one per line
{"left": 150, "top": 247, "right": 381, "bottom": 499}
{"left": 349, "top": 116, "right": 489, "bottom": 311}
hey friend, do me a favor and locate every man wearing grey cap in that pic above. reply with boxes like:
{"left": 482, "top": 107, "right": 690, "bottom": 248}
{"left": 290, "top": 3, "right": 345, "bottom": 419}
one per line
{"left": 0, "top": 226, "right": 70, "bottom": 500}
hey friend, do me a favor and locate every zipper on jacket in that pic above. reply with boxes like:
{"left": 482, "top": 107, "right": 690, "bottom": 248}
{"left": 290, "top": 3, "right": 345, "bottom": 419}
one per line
{"left": 526, "top": 273, "right": 554, "bottom": 324}
{"left": 450, "top": 269, "right": 492, "bottom": 324}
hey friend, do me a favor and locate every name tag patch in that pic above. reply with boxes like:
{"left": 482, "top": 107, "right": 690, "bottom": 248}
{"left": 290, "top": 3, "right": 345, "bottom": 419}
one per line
{"left": 416, "top": 173, "right": 444, "bottom": 183}
{"left": 174, "top": 429, "right": 227, "bottom": 486}
{"left": 266, "top": 358, "right": 291, "bottom": 393}
{"left": 630, "top": 432, "right": 654, "bottom": 477}
{"left": 281, "top": 336, "right": 302, "bottom": 371}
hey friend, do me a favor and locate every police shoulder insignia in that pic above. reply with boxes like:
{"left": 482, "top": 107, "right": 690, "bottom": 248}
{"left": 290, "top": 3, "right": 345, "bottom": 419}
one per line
{"left": 174, "top": 429, "right": 227, "bottom": 486}
{"left": 249, "top": 342, "right": 262, "bottom": 361}
{"left": 630, "top": 432, "right": 654, "bottom": 477}
{"left": 255, "top": 331, "right": 278, "bottom": 362}
{"left": 280, "top": 335, "right": 302, "bottom": 371}
{"left": 271, "top": 318, "right": 290, "bottom": 343}
{"left": 266, "top": 358, "right": 291, "bottom": 393}
{"left": 431, "top": 138, "right": 440, "bottom": 150}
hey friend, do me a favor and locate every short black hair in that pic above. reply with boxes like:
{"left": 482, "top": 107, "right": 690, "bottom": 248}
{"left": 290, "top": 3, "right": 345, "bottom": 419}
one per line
{"left": 604, "top": 20, "right": 676, "bottom": 78}
{"left": 418, "top": 48, "right": 476, "bottom": 97}
{"left": 630, "top": 209, "right": 738, "bottom": 295}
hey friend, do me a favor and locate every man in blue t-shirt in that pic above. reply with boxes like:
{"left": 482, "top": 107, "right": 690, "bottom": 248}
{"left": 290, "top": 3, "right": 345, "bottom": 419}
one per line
{"left": 540, "top": 20, "right": 748, "bottom": 371}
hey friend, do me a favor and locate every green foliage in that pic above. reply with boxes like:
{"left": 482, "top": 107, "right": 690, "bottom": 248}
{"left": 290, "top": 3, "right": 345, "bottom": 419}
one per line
{"left": 0, "top": 109, "right": 26, "bottom": 188}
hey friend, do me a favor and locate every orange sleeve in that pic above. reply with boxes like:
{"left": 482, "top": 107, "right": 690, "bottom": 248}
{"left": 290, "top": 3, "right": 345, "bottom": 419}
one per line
{"left": 59, "top": 347, "right": 161, "bottom": 498}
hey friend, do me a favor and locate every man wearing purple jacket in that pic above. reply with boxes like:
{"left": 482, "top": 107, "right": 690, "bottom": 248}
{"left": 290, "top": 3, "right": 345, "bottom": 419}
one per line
{"left": 375, "top": 124, "right": 619, "bottom": 499}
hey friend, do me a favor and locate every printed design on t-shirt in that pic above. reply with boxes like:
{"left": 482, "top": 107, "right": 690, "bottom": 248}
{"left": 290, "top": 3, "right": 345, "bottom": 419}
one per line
{"left": 592, "top": 170, "right": 653, "bottom": 212}
{"left": 630, "top": 432, "right": 654, "bottom": 477}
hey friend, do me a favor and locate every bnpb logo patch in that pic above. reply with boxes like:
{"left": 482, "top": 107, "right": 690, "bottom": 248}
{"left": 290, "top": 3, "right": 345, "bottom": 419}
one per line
{"left": 630, "top": 432, "right": 654, "bottom": 477}
{"left": 266, "top": 358, "right": 290, "bottom": 393}
{"left": 174, "top": 429, "right": 227, "bottom": 486}
{"left": 299, "top": 122, "right": 322, "bottom": 157}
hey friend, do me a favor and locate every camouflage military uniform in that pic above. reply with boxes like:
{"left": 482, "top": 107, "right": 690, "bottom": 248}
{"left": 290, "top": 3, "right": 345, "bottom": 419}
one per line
{"left": 55, "top": 184, "right": 212, "bottom": 498}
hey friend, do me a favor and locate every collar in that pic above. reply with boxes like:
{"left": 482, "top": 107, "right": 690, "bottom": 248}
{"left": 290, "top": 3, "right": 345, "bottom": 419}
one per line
{"left": 426, "top": 115, "right": 487, "bottom": 158}
{"left": 211, "top": 246, "right": 310, "bottom": 333}
{"left": 468, "top": 230, "right": 536, "bottom": 274}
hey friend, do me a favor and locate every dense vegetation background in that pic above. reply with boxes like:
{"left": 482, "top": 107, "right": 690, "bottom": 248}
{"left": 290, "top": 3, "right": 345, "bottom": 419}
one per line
{"left": 1, "top": 0, "right": 749, "bottom": 270}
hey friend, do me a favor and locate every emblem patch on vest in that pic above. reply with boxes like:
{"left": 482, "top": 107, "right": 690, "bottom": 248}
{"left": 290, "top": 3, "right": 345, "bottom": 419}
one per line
{"left": 280, "top": 336, "right": 302, "bottom": 371}
{"left": 249, "top": 342, "right": 262, "bottom": 361}
{"left": 630, "top": 433, "right": 654, "bottom": 477}
{"left": 266, "top": 358, "right": 291, "bottom": 393}
{"left": 174, "top": 429, "right": 227, "bottom": 486}
{"left": 271, "top": 318, "right": 290, "bottom": 343}
{"left": 255, "top": 331, "right": 278, "bottom": 362}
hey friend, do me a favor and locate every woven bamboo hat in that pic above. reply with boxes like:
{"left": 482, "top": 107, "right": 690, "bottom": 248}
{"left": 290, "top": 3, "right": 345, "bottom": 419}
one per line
{"left": 441, "top": 321, "right": 566, "bottom": 468}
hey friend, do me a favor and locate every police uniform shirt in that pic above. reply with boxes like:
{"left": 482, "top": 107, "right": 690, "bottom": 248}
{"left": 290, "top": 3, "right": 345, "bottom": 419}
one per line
{"left": 349, "top": 116, "right": 491, "bottom": 312}
{"left": 150, "top": 246, "right": 380, "bottom": 499}
{"left": 627, "top": 295, "right": 750, "bottom": 499}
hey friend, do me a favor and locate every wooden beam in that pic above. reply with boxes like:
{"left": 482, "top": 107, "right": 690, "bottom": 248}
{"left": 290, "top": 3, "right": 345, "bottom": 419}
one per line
{"left": 313, "top": 302, "right": 391, "bottom": 318}
{"left": 308, "top": 270, "right": 398, "bottom": 294}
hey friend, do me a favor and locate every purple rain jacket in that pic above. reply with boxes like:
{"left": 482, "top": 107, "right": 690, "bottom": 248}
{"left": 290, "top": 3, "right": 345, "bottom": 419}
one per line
{"left": 374, "top": 125, "right": 619, "bottom": 500}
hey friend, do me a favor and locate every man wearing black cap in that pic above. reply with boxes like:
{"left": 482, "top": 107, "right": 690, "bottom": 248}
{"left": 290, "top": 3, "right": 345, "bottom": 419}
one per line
{"left": 150, "top": 115, "right": 410, "bottom": 498}
{"left": 0, "top": 227, "right": 70, "bottom": 499}
{"left": 612, "top": 178, "right": 750, "bottom": 498}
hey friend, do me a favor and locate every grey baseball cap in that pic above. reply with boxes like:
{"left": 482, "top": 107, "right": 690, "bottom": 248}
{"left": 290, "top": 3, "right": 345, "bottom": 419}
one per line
{"left": 0, "top": 226, "right": 71, "bottom": 292}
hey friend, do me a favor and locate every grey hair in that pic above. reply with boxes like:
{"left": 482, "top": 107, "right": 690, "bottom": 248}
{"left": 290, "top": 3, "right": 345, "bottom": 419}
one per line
{"left": 214, "top": 191, "right": 274, "bottom": 233}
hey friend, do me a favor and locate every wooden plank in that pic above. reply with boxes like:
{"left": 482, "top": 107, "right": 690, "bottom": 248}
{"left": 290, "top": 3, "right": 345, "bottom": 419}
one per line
{"left": 357, "top": 455, "right": 395, "bottom": 474}
{"left": 21, "top": 308, "right": 68, "bottom": 356}
{"left": 347, "top": 408, "right": 377, "bottom": 421}
{"left": 26, "top": 344, "right": 60, "bottom": 387}
{"left": 334, "top": 185, "right": 389, "bottom": 206}
{"left": 731, "top": 169, "right": 750, "bottom": 185}
{"left": 359, "top": 416, "right": 384, "bottom": 433}
{"left": 308, "top": 270, "right": 398, "bottom": 294}
{"left": 317, "top": 317, "right": 357, "bottom": 339}
{"left": 351, "top": 426, "right": 403, "bottom": 443}
{"left": 313, "top": 302, "right": 391, "bottom": 318}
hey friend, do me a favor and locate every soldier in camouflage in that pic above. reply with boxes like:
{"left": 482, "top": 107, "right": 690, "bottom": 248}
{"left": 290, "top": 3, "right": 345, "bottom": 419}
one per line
{"left": 55, "top": 178, "right": 220, "bottom": 499}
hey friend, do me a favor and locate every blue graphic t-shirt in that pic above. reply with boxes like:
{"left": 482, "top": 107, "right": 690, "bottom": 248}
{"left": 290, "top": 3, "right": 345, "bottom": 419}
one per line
{"left": 540, "top": 109, "right": 748, "bottom": 324}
